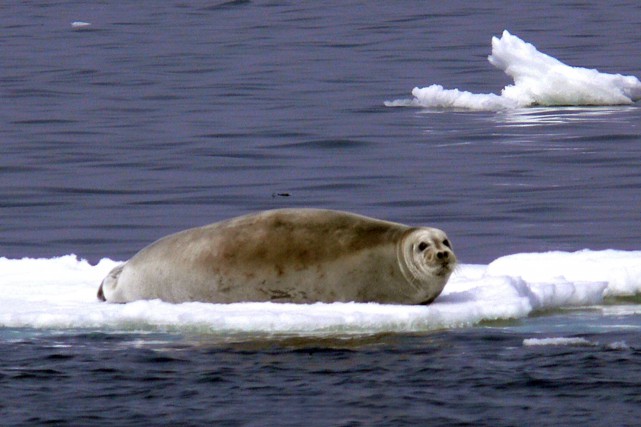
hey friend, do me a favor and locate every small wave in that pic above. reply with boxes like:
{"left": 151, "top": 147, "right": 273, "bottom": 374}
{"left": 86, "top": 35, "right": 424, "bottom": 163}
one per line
{"left": 385, "top": 30, "right": 641, "bottom": 111}
{"left": 523, "top": 337, "right": 631, "bottom": 350}
{"left": 523, "top": 337, "right": 594, "bottom": 347}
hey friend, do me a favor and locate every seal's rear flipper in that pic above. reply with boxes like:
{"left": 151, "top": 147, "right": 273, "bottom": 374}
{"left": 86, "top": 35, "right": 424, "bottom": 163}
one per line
{"left": 98, "top": 263, "right": 125, "bottom": 302}
{"left": 97, "top": 283, "right": 106, "bottom": 301}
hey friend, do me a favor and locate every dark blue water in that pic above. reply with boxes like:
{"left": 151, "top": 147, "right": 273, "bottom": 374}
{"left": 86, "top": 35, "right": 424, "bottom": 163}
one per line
{"left": 2, "top": 1, "right": 641, "bottom": 425}
{"left": 2, "top": 323, "right": 641, "bottom": 427}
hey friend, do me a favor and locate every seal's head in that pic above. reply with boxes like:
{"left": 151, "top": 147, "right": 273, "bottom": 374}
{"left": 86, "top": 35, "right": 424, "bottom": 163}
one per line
{"left": 397, "top": 227, "right": 456, "bottom": 304}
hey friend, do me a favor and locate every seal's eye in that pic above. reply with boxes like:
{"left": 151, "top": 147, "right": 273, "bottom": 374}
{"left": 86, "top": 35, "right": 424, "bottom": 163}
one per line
{"left": 443, "top": 239, "right": 451, "bottom": 249}
{"left": 418, "top": 242, "right": 429, "bottom": 252}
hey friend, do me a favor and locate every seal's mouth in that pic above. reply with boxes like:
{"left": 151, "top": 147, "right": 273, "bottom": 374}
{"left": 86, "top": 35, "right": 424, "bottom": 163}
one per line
{"left": 434, "top": 261, "right": 455, "bottom": 277}
{"left": 435, "top": 267, "right": 449, "bottom": 277}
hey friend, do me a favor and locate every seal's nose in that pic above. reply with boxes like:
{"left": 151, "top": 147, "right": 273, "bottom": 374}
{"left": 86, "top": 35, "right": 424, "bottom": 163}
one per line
{"left": 436, "top": 251, "right": 449, "bottom": 261}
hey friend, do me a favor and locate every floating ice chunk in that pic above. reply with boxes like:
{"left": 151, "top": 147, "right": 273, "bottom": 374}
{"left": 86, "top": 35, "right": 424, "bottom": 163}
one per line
{"left": 71, "top": 21, "right": 91, "bottom": 29}
{"left": 408, "top": 85, "right": 516, "bottom": 110}
{"left": 0, "top": 250, "right": 638, "bottom": 334}
{"left": 491, "top": 30, "right": 641, "bottom": 106}
{"left": 386, "top": 30, "right": 641, "bottom": 111}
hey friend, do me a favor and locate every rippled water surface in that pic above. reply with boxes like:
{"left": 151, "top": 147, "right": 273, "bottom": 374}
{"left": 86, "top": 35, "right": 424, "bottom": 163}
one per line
{"left": 2, "top": 1, "right": 641, "bottom": 425}
{"left": 4, "top": 1, "right": 640, "bottom": 264}
{"left": 3, "top": 323, "right": 641, "bottom": 426}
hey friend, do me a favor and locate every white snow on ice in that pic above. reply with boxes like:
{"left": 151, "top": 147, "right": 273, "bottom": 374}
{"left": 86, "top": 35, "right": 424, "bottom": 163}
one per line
{"left": 1, "top": 249, "right": 640, "bottom": 335}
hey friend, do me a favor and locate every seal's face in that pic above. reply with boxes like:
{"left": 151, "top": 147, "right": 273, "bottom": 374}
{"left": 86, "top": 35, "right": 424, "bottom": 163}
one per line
{"left": 414, "top": 229, "right": 455, "bottom": 277}
{"left": 397, "top": 227, "right": 456, "bottom": 303}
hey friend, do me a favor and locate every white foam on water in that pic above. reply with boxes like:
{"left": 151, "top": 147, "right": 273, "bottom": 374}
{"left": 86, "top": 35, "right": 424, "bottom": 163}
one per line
{"left": 607, "top": 341, "right": 630, "bottom": 350}
{"left": 385, "top": 30, "right": 641, "bottom": 111}
{"left": 1, "top": 249, "right": 640, "bottom": 335}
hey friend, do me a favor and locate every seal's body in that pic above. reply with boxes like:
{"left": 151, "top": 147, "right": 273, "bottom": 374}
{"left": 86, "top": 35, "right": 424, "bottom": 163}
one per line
{"left": 98, "top": 209, "right": 456, "bottom": 305}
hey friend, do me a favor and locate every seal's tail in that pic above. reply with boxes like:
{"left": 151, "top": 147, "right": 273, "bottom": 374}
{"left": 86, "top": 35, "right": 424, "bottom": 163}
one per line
{"left": 97, "top": 263, "right": 125, "bottom": 302}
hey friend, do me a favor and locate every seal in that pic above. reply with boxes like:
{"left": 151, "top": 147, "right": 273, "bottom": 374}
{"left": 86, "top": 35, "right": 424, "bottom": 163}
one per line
{"left": 98, "top": 208, "right": 456, "bottom": 305}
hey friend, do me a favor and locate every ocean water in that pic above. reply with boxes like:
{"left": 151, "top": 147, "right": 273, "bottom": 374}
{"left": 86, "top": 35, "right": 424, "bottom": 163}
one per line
{"left": 2, "top": 1, "right": 641, "bottom": 426}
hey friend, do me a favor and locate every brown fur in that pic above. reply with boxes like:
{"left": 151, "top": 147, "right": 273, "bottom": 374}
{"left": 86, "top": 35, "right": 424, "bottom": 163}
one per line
{"left": 98, "top": 209, "right": 455, "bottom": 305}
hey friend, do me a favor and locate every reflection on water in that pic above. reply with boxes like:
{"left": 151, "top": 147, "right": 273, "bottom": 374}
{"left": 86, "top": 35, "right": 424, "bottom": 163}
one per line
{"left": 494, "top": 105, "right": 640, "bottom": 127}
